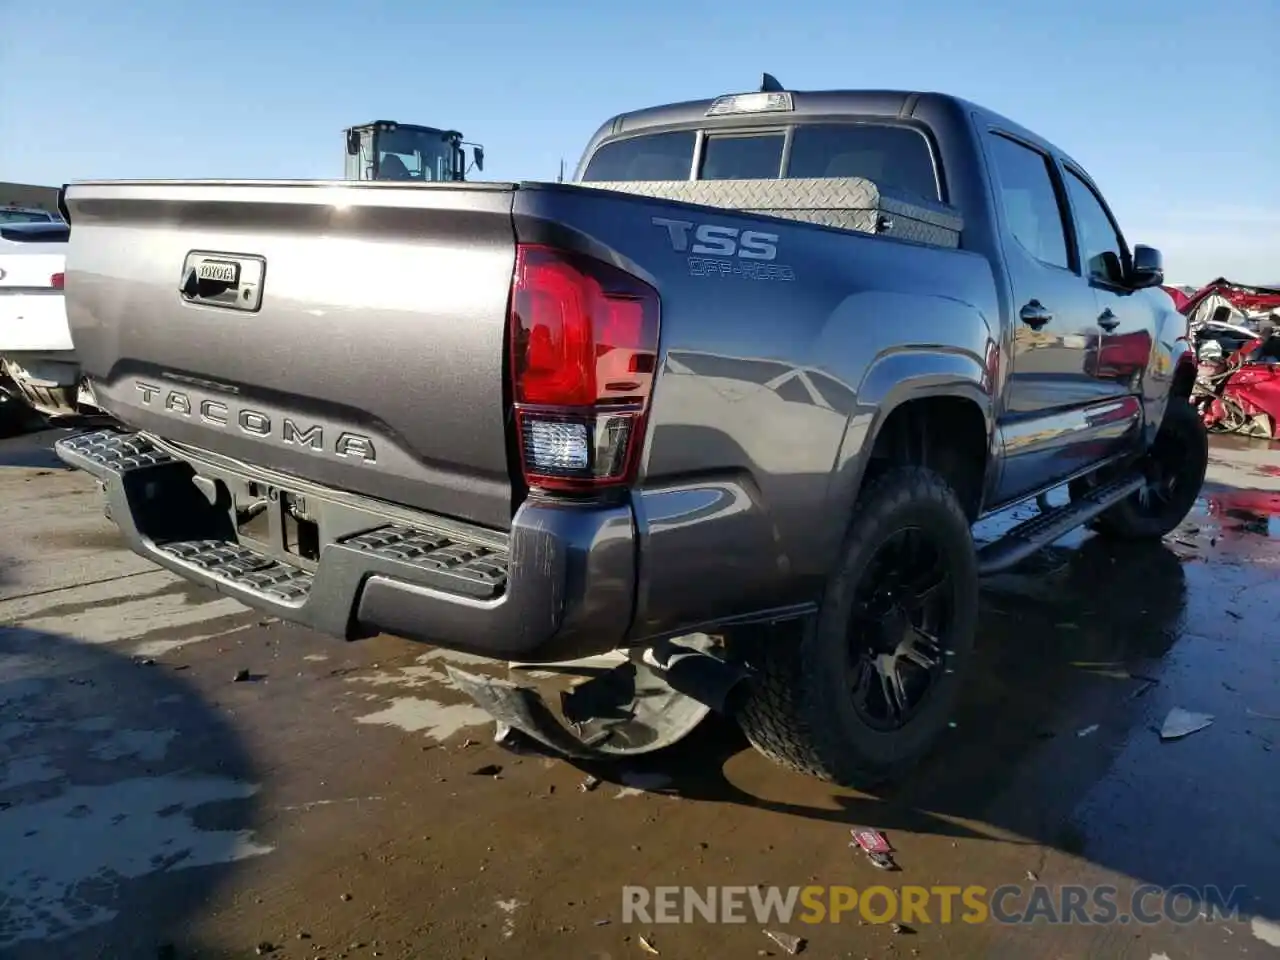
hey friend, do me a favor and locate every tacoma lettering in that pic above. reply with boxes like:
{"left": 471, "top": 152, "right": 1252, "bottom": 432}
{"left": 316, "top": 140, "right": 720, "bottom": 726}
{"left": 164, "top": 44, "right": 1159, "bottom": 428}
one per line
{"left": 133, "top": 381, "right": 376, "bottom": 463}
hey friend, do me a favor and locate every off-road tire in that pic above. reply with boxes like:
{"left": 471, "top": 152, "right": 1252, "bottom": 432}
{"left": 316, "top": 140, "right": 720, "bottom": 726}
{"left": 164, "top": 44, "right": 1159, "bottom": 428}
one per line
{"left": 732, "top": 466, "right": 979, "bottom": 788}
{"left": 1074, "top": 399, "right": 1209, "bottom": 540}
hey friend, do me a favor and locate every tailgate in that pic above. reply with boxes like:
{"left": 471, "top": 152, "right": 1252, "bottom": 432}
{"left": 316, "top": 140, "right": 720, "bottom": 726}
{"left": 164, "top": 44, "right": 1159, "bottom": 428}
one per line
{"left": 62, "top": 180, "right": 519, "bottom": 530}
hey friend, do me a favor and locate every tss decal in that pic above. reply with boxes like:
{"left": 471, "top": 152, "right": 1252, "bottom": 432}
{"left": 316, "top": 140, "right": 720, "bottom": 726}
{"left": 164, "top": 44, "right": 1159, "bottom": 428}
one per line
{"left": 651, "top": 217, "right": 795, "bottom": 281}
{"left": 651, "top": 217, "right": 778, "bottom": 261}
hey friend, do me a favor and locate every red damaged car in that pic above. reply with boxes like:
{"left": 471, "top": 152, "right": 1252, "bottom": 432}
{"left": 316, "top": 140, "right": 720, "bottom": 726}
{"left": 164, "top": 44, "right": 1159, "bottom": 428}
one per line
{"left": 1175, "top": 278, "right": 1280, "bottom": 439}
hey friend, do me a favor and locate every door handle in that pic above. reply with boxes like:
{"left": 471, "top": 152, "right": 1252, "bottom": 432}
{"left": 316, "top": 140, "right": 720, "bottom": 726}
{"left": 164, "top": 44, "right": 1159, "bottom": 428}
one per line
{"left": 1097, "top": 308, "right": 1120, "bottom": 332}
{"left": 1019, "top": 300, "right": 1052, "bottom": 330}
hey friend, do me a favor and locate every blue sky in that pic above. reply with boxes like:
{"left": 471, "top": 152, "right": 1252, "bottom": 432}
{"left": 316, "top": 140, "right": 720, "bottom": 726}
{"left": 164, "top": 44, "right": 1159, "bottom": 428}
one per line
{"left": 3, "top": 0, "right": 1276, "bottom": 284}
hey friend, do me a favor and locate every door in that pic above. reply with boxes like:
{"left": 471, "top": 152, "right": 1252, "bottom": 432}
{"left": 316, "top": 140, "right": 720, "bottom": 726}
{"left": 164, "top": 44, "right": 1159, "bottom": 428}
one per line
{"left": 1060, "top": 164, "right": 1154, "bottom": 396}
{"left": 984, "top": 132, "right": 1113, "bottom": 504}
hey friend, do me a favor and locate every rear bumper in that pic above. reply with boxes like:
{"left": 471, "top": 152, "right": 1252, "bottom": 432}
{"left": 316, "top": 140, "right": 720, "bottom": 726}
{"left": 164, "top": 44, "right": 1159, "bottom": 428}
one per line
{"left": 55, "top": 430, "right": 637, "bottom": 662}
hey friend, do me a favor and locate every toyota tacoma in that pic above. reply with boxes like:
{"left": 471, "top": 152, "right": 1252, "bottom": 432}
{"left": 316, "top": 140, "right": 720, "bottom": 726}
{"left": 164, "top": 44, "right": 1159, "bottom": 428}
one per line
{"left": 54, "top": 78, "right": 1206, "bottom": 786}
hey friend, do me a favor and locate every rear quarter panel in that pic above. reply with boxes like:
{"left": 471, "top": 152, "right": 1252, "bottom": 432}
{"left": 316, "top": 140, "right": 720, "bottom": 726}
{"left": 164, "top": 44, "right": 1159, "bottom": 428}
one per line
{"left": 514, "top": 185, "right": 1000, "bottom": 637}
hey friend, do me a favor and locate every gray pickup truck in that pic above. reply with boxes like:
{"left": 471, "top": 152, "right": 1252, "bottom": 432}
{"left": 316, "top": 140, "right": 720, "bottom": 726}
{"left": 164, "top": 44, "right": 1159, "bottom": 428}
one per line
{"left": 55, "top": 79, "right": 1205, "bottom": 786}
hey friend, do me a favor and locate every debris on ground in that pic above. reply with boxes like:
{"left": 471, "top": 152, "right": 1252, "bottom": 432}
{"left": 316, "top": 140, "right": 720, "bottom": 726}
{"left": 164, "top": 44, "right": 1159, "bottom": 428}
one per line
{"left": 1246, "top": 709, "right": 1280, "bottom": 721}
{"left": 255, "top": 943, "right": 276, "bottom": 956}
{"left": 1160, "top": 707, "right": 1215, "bottom": 740}
{"left": 1129, "top": 677, "right": 1159, "bottom": 700}
{"left": 1225, "top": 609, "right": 1243, "bottom": 620}
{"left": 579, "top": 774, "right": 601, "bottom": 793}
{"left": 763, "top": 928, "right": 807, "bottom": 954}
{"left": 891, "top": 922, "right": 914, "bottom": 934}
{"left": 471, "top": 764, "right": 503, "bottom": 777}
{"left": 233, "top": 668, "right": 251, "bottom": 682}
{"left": 1025, "top": 870, "right": 1038, "bottom": 881}
{"left": 850, "top": 828, "right": 898, "bottom": 870}
{"left": 614, "top": 770, "right": 675, "bottom": 799}
{"left": 1076, "top": 724, "right": 1100, "bottom": 738}
{"left": 639, "top": 933, "right": 660, "bottom": 954}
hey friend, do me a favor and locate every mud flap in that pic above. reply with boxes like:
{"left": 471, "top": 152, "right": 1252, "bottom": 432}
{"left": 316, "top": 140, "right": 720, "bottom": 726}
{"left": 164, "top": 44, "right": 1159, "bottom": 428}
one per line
{"left": 445, "top": 639, "right": 749, "bottom": 760}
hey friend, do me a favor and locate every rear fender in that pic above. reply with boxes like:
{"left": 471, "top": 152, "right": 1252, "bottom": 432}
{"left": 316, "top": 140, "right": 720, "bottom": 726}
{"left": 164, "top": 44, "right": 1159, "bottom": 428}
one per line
{"left": 826, "top": 347, "right": 995, "bottom": 528}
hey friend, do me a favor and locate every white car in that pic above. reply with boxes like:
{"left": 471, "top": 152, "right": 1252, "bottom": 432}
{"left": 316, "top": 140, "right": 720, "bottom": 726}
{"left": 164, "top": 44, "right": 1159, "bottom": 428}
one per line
{"left": 0, "top": 219, "right": 92, "bottom": 418}
{"left": 0, "top": 205, "right": 62, "bottom": 225}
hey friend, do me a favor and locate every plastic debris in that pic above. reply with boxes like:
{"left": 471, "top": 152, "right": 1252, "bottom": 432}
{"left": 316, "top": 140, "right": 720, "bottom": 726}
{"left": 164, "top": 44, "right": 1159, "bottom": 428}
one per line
{"left": 579, "top": 774, "right": 601, "bottom": 793}
{"left": 639, "top": 934, "right": 660, "bottom": 954}
{"left": 1076, "top": 724, "right": 1099, "bottom": 738}
{"left": 850, "top": 828, "right": 898, "bottom": 870}
{"left": 1129, "top": 677, "right": 1159, "bottom": 700}
{"left": 1160, "top": 708, "right": 1214, "bottom": 740}
{"left": 764, "top": 929, "right": 807, "bottom": 954}
{"left": 233, "top": 668, "right": 251, "bottom": 682}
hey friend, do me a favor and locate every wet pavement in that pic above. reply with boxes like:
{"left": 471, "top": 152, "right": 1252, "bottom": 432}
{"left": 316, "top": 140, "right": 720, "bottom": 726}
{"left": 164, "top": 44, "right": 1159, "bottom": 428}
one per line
{"left": 2, "top": 425, "right": 1280, "bottom": 959}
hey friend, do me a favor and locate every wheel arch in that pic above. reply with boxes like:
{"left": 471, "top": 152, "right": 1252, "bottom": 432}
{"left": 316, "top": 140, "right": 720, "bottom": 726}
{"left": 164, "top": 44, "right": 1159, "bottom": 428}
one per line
{"left": 828, "top": 349, "right": 997, "bottom": 527}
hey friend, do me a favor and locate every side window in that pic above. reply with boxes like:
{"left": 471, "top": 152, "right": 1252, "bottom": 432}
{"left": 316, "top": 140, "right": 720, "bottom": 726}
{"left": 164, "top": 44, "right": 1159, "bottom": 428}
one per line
{"left": 985, "top": 134, "right": 1070, "bottom": 270}
{"left": 1063, "top": 169, "right": 1127, "bottom": 285}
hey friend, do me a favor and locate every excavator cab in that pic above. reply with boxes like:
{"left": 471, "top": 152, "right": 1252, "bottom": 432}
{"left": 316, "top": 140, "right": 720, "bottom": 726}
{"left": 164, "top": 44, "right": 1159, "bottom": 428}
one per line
{"left": 343, "top": 121, "right": 484, "bottom": 183}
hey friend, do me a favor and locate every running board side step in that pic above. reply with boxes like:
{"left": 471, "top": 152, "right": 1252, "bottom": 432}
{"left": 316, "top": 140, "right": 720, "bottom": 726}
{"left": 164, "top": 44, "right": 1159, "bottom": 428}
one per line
{"left": 976, "top": 473, "right": 1144, "bottom": 577}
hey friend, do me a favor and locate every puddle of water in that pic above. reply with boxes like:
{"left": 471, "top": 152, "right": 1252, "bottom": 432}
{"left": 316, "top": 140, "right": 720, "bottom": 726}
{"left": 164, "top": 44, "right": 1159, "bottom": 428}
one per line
{"left": 1196, "top": 488, "right": 1280, "bottom": 539}
{"left": 88, "top": 728, "right": 177, "bottom": 763}
{"left": 133, "top": 621, "right": 258, "bottom": 658}
{"left": 354, "top": 696, "right": 490, "bottom": 741}
{"left": 20, "top": 592, "right": 248, "bottom": 646}
{"left": 495, "top": 898, "right": 524, "bottom": 939}
{"left": 1253, "top": 916, "right": 1280, "bottom": 947}
{"left": 0, "top": 755, "right": 63, "bottom": 792}
{"left": 0, "top": 775, "right": 272, "bottom": 947}
{"left": 346, "top": 664, "right": 450, "bottom": 690}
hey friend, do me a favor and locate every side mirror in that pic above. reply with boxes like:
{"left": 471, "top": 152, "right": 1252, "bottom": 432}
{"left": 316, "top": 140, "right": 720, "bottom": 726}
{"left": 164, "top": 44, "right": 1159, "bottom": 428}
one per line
{"left": 1129, "top": 244, "right": 1164, "bottom": 289}
{"left": 345, "top": 130, "right": 361, "bottom": 156}
{"left": 473, "top": 146, "right": 484, "bottom": 172}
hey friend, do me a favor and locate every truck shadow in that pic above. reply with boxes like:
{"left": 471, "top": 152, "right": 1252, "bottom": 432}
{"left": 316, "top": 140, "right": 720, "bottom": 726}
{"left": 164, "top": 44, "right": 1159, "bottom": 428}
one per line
{"left": 0, "top": 622, "right": 268, "bottom": 959}
{"left": 568, "top": 493, "right": 1280, "bottom": 922}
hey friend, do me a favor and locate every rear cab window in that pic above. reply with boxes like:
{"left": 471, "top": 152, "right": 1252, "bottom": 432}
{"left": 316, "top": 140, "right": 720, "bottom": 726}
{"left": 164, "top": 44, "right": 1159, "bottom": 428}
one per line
{"left": 580, "top": 131, "right": 695, "bottom": 181}
{"left": 581, "top": 122, "right": 940, "bottom": 201}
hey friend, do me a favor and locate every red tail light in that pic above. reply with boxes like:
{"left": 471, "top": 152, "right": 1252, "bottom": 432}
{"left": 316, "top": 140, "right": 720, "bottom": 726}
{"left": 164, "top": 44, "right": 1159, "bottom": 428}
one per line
{"left": 509, "top": 244, "right": 660, "bottom": 492}
{"left": 50, "top": 272, "right": 64, "bottom": 289}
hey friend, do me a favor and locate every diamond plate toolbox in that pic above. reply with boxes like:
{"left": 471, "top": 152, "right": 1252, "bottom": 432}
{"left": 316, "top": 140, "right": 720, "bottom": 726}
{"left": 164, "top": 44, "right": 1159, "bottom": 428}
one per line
{"left": 585, "top": 176, "right": 963, "bottom": 249}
